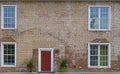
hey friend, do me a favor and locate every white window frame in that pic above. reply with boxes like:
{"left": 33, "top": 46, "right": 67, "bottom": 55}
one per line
{"left": 1, "top": 42, "right": 16, "bottom": 67}
{"left": 88, "top": 43, "right": 111, "bottom": 68}
{"left": 88, "top": 5, "right": 111, "bottom": 31}
{"left": 1, "top": 5, "right": 17, "bottom": 29}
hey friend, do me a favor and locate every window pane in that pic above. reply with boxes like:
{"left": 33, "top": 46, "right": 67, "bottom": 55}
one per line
{"left": 4, "top": 44, "right": 8, "bottom": 49}
{"left": 3, "top": 44, "right": 15, "bottom": 66}
{"left": 100, "top": 45, "right": 108, "bottom": 55}
{"left": 3, "top": 6, "right": 16, "bottom": 29}
{"left": 100, "top": 19, "right": 109, "bottom": 29}
{"left": 4, "top": 7, "right": 8, "bottom": 17}
{"left": 4, "top": 50, "right": 8, "bottom": 54}
{"left": 90, "top": 7, "right": 99, "bottom": 29}
{"left": 90, "top": 56, "right": 98, "bottom": 66}
{"left": 4, "top": 18, "right": 8, "bottom": 24}
{"left": 100, "top": 44, "right": 109, "bottom": 66}
{"left": 12, "top": 50, "right": 15, "bottom": 54}
{"left": 11, "top": 7, "right": 15, "bottom": 12}
{"left": 90, "top": 44, "right": 98, "bottom": 66}
{"left": 100, "top": 56, "right": 108, "bottom": 66}
{"left": 11, "top": 18, "right": 15, "bottom": 28}
{"left": 8, "top": 50, "right": 11, "bottom": 54}
{"left": 12, "top": 12, "right": 15, "bottom": 17}
{"left": 4, "top": 55, "right": 8, "bottom": 60}
{"left": 4, "top": 12, "right": 7, "bottom": 17}
{"left": 90, "top": 45, "right": 98, "bottom": 55}
{"left": 100, "top": 7, "right": 109, "bottom": 29}
{"left": 4, "top": 18, "right": 15, "bottom": 28}
{"left": 8, "top": 44, "right": 11, "bottom": 49}
{"left": 4, "top": 55, "right": 15, "bottom": 65}
{"left": 12, "top": 45, "right": 15, "bottom": 49}
{"left": 4, "top": 55, "right": 8, "bottom": 65}
{"left": 8, "top": 7, "right": 11, "bottom": 12}
{"left": 89, "top": 44, "right": 110, "bottom": 67}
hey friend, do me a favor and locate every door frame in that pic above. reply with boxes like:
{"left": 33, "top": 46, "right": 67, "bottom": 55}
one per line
{"left": 38, "top": 48, "right": 54, "bottom": 72}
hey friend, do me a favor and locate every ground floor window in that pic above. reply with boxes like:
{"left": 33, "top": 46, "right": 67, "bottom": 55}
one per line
{"left": 88, "top": 43, "right": 110, "bottom": 68}
{"left": 1, "top": 42, "right": 16, "bottom": 67}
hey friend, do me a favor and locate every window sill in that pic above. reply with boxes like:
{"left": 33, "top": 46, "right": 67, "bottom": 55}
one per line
{"left": 1, "top": 65, "right": 16, "bottom": 67}
{"left": 1, "top": 28, "right": 17, "bottom": 30}
{"left": 88, "top": 29, "right": 110, "bottom": 31}
{"left": 88, "top": 66, "right": 111, "bottom": 68}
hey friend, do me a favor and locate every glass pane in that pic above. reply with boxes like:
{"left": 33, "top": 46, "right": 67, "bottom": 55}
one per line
{"left": 4, "top": 18, "right": 15, "bottom": 28}
{"left": 12, "top": 45, "right": 15, "bottom": 49}
{"left": 4, "top": 24, "right": 8, "bottom": 28}
{"left": 100, "top": 45, "right": 108, "bottom": 55}
{"left": 4, "top": 12, "right": 7, "bottom": 17}
{"left": 4, "top": 55, "right": 8, "bottom": 65}
{"left": 8, "top": 12, "right": 12, "bottom": 17}
{"left": 4, "top": 55, "right": 8, "bottom": 60}
{"left": 3, "top": 6, "right": 15, "bottom": 28}
{"left": 4, "top": 18, "right": 8, "bottom": 24}
{"left": 5, "top": 55, "right": 15, "bottom": 65}
{"left": 8, "top": 44, "right": 11, "bottom": 49}
{"left": 8, "top": 7, "right": 11, "bottom": 12}
{"left": 90, "top": 45, "right": 98, "bottom": 55}
{"left": 11, "top": 18, "right": 15, "bottom": 28}
{"left": 11, "top": 7, "right": 15, "bottom": 12}
{"left": 100, "top": 56, "right": 108, "bottom": 66}
{"left": 90, "top": 56, "right": 98, "bottom": 66}
{"left": 90, "top": 7, "right": 99, "bottom": 29}
{"left": 12, "top": 50, "right": 15, "bottom": 54}
{"left": 4, "top": 44, "right": 8, "bottom": 49}
{"left": 100, "top": 7, "right": 109, "bottom": 29}
{"left": 4, "top": 7, "right": 8, "bottom": 17}
{"left": 12, "top": 12, "right": 15, "bottom": 17}
{"left": 11, "top": 55, "right": 15, "bottom": 65}
{"left": 3, "top": 44, "right": 15, "bottom": 65}
{"left": 4, "top": 50, "right": 8, "bottom": 54}
{"left": 8, "top": 50, "right": 11, "bottom": 54}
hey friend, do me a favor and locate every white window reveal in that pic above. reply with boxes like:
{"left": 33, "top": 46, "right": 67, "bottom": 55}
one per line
{"left": 1, "top": 42, "right": 16, "bottom": 67}
{"left": 88, "top": 43, "right": 110, "bottom": 68}
{"left": 89, "top": 6, "right": 111, "bottom": 31}
{"left": 1, "top": 5, "right": 17, "bottom": 29}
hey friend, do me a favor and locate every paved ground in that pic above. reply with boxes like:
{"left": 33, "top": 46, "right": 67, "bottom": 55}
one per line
{"left": 0, "top": 72, "right": 120, "bottom": 74}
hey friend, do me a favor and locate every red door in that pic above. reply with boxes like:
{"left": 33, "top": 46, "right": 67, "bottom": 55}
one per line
{"left": 41, "top": 51, "right": 51, "bottom": 72}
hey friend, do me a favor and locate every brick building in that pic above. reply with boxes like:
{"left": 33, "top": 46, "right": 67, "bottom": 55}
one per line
{"left": 0, "top": 0, "right": 120, "bottom": 72}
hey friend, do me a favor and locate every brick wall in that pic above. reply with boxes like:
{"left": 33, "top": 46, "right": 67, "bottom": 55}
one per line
{"left": 0, "top": 1, "right": 119, "bottom": 72}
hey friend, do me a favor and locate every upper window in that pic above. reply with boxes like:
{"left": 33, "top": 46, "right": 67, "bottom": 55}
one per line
{"left": 89, "top": 6, "right": 111, "bottom": 31}
{"left": 1, "top": 42, "right": 16, "bottom": 67}
{"left": 88, "top": 43, "right": 110, "bottom": 68}
{"left": 1, "top": 5, "right": 17, "bottom": 29}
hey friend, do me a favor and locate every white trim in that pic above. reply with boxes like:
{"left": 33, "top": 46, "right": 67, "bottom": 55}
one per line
{"left": 38, "top": 48, "right": 54, "bottom": 72}
{"left": 108, "top": 43, "right": 111, "bottom": 68}
{"left": 89, "top": 5, "right": 111, "bottom": 7}
{"left": 109, "top": 6, "right": 111, "bottom": 31}
{"left": 88, "top": 43, "right": 111, "bottom": 68}
{"left": 88, "top": 44, "right": 90, "bottom": 67}
{"left": 1, "top": 42, "right": 16, "bottom": 67}
{"left": 1, "top": 5, "right": 17, "bottom": 29}
{"left": 88, "top": 5, "right": 111, "bottom": 31}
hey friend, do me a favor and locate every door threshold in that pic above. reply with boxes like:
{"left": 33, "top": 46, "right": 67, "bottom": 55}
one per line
{"left": 38, "top": 71, "right": 55, "bottom": 73}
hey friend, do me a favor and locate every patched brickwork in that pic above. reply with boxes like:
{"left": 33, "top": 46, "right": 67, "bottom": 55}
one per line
{"left": 54, "top": 49, "right": 60, "bottom": 71}
{"left": 0, "top": 67, "right": 16, "bottom": 72}
{"left": 91, "top": 38, "right": 109, "bottom": 43}
{"left": 0, "top": 36, "right": 16, "bottom": 42}
{"left": 32, "top": 49, "right": 38, "bottom": 72}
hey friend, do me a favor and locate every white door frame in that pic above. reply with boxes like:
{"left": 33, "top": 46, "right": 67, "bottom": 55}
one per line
{"left": 38, "top": 48, "right": 54, "bottom": 72}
